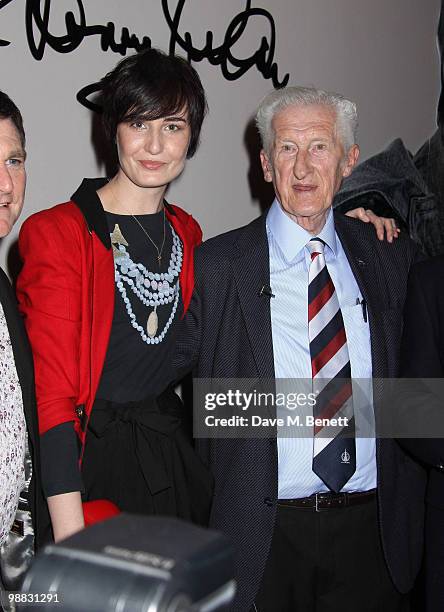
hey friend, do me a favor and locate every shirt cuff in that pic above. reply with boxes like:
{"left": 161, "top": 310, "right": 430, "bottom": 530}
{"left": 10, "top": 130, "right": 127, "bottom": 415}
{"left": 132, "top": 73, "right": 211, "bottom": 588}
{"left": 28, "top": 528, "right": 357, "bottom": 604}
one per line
{"left": 40, "top": 422, "right": 84, "bottom": 497}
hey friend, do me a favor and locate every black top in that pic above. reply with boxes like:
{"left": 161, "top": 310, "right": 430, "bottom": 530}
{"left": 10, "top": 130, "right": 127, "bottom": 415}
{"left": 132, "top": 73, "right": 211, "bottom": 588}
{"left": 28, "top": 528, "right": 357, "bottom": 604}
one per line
{"left": 96, "top": 210, "right": 181, "bottom": 401}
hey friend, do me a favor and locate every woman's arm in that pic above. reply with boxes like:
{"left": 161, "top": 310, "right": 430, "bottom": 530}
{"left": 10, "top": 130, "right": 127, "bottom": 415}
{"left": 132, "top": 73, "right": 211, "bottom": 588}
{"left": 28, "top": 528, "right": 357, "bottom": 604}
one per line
{"left": 16, "top": 207, "right": 85, "bottom": 539}
{"left": 17, "top": 208, "right": 83, "bottom": 434}
{"left": 47, "top": 492, "right": 84, "bottom": 542}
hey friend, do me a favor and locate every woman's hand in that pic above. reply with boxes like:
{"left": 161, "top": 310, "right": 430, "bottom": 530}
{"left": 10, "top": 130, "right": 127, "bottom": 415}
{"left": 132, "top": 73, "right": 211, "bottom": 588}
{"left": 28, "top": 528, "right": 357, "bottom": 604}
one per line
{"left": 47, "top": 491, "right": 85, "bottom": 542}
{"left": 346, "top": 207, "right": 400, "bottom": 242}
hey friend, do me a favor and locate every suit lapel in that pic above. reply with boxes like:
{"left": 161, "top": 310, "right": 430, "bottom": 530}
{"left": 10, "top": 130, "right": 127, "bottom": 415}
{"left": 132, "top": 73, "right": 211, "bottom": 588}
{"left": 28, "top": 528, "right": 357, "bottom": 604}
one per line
{"left": 225, "top": 212, "right": 389, "bottom": 380}
{"left": 334, "top": 212, "right": 387, "bottom": 377}
{"left": 231, "top": 215, "right": 275, "bottom": 379}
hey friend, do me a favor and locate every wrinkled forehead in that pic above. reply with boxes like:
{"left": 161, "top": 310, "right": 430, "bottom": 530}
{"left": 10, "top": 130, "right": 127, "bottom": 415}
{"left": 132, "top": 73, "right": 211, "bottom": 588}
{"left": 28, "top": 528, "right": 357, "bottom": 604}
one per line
{"left": 272, "top": 104, "right": 338, "bottom": 140}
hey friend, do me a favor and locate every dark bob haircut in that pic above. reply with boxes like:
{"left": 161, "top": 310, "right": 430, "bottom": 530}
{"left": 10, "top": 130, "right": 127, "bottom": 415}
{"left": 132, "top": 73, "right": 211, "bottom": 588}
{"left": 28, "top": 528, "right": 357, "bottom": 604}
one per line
{"left": 100, "top": 48, "right": 207, "bottom": 158}
{"left": 0, "top": 90, "right": 25, "bottom": 149}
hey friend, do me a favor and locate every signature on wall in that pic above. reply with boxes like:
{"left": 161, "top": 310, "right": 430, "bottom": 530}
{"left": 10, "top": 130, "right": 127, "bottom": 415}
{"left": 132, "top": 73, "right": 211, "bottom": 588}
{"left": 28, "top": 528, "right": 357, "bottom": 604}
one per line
{"left": 0, "top": 0, "right": 290, "bottom": 111}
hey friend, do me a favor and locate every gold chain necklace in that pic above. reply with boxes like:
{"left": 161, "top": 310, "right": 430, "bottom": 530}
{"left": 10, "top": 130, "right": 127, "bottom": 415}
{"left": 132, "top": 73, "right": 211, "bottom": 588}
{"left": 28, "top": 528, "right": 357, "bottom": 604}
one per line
{"left": 130, "top": 208, "right": 166, "bottom": 267}
{"left": 108, "top": 182, "right": 166, "bottom": 268}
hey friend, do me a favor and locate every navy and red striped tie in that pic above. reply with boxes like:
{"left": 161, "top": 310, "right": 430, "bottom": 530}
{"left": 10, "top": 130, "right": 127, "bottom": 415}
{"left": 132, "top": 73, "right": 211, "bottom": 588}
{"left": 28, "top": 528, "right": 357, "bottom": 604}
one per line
{"left": 307, "top": 238, "right": 356, "bottom": 492}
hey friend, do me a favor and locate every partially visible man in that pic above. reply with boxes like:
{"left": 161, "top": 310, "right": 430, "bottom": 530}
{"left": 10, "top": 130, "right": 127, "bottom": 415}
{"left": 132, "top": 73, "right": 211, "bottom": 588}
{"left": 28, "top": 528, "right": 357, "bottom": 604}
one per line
{"left": 0, "top": 91, "right": 48, "bottom": 596}
{"left": 398, "top": 256, "right": 444, "bottom": 611}
{"left": 175, "top": 87, "right": 426, "bottom": 611}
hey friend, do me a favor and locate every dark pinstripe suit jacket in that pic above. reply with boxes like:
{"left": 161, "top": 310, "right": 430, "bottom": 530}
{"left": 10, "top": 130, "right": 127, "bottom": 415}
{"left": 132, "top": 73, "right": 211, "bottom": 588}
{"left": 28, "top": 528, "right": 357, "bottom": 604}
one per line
{"left": 175, "top": 211, "right": 426, "bottom": 612}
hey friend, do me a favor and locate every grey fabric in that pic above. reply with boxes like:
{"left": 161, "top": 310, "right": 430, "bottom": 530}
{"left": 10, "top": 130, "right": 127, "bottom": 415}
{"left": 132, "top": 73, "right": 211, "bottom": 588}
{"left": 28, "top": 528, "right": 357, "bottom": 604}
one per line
{"left": 413, "top": 129, "right": 444, "bottom": 256}
{"left": 175, "top": 211, "right": 427, "bottom": 612}
{"left": 333, "top": 138, "right": 443, "bottom": 257}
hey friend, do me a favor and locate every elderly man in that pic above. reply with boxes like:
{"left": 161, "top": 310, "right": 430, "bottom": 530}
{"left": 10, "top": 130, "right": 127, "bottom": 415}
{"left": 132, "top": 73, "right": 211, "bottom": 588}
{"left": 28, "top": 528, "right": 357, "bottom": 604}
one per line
{"left": 175, "top": 87, "right": 425, "bottom": 611}
{"left": 0, "top": 91, "right": 48, "bottom": 595}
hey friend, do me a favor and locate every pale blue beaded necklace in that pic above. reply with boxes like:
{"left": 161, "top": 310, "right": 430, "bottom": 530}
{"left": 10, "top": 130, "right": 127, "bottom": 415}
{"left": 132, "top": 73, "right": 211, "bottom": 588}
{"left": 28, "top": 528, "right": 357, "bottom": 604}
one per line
{"left": 111, "top": 225, "right": 183, "bottom": 345}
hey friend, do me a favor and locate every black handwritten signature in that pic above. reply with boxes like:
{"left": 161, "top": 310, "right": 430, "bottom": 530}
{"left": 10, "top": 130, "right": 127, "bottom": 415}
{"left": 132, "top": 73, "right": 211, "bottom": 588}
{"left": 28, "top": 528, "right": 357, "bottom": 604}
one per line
{"left": 0, "top": 0, "right": 290, "bottom": 111}
{"left": 163, "top": 0, "right": 288, "bottom": 86}
{"left": 0, "top": 0, "right": 14, "bottom": 45}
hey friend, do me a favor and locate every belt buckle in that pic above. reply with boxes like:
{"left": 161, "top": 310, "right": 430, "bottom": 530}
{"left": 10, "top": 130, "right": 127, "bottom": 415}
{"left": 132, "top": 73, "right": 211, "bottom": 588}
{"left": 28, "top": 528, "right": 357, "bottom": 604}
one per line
{"left": 315, "top": 492, "right": 331, "bottom": 512}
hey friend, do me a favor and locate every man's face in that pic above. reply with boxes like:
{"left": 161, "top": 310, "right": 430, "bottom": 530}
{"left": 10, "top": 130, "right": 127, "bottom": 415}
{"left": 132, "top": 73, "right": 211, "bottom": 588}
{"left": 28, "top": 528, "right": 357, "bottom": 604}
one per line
{"left": 0, "top": 118, "right": 26, "bottom": 238}
{"left": 260, "top": 104, "right": 359, "bottom": 233}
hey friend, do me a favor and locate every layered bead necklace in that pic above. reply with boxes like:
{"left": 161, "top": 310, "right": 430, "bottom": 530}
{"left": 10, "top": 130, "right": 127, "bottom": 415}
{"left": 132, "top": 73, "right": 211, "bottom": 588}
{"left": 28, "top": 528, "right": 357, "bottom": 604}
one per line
{"left": 111, "top": 222, "right": 183, "bottom": 345}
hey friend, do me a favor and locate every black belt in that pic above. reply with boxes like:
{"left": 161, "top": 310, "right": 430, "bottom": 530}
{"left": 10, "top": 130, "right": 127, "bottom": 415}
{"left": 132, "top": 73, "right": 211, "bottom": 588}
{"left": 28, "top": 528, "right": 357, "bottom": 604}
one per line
{"left": 277, "top": 489, "right": 376, "bottom": 512}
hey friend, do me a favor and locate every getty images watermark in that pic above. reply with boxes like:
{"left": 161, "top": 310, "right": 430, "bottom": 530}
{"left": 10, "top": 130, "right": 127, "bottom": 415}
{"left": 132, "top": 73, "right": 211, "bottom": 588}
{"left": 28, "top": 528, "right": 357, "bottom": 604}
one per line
{"left": 204, "top": 389, "right": 347, "bottom": 429}
{"left": 192, "top": 378, "right": 444, "bottom": 439}
{"left": 193, "top": 378, "right": 370, "bottom": 439}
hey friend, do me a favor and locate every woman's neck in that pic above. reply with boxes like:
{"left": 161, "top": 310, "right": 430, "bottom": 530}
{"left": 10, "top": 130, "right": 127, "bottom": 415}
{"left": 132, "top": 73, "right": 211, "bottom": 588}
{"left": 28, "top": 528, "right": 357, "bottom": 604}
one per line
{"left": 98, "top": 174, "right": 166, "bottom": 215}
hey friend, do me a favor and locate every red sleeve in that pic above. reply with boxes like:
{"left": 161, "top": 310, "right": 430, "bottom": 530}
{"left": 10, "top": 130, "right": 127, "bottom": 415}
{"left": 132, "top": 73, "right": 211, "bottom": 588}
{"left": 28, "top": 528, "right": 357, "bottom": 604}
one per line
{"left": 187, "top": 214, "right": 203, "bottom": 246}
{"left": 166, "top": 205, "right": 202, "bottom": 316}
{"left": 16, "top": 209, "right": 83, "bottom": 435}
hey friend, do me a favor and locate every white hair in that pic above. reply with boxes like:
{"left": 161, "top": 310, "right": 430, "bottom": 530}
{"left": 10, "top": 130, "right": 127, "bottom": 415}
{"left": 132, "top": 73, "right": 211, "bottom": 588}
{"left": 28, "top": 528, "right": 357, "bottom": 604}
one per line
{"left": 255, "top": 86, "right": 358, "bottom": 156}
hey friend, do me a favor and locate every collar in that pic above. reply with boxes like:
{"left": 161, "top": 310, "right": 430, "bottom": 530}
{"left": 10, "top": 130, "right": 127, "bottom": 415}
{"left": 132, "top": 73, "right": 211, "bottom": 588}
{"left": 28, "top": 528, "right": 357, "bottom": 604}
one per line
{"left": 266, "top": 198, "right": 338, "bottom": 261}
{"left": 71, "top": 178, "right": 177, "bottom": 250}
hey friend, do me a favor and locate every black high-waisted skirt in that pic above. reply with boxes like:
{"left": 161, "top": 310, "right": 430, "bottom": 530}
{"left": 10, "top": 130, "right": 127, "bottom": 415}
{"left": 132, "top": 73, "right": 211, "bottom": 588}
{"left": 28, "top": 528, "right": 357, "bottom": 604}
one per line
{"left": 81, "top": 387, "right": 213, "bottom": 526}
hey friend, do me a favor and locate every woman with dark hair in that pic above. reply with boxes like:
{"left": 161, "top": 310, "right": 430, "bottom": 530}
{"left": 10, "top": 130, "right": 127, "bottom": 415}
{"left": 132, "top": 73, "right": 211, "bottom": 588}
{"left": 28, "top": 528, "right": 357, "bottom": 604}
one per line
{"left": 16, "top": 48, "right": 212, "bottom": 542}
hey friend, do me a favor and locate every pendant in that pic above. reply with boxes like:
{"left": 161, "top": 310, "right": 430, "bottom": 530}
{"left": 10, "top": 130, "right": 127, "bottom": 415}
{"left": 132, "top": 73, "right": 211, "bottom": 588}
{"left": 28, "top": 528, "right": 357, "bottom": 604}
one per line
{"left": 110, "top": 224, "right": 129, "bottom": 246}
{"left": 112, "top": 244, "right": 125, "bottom": 260}
{"left": 147, "top": 308, "right": 158, "bottom": 338}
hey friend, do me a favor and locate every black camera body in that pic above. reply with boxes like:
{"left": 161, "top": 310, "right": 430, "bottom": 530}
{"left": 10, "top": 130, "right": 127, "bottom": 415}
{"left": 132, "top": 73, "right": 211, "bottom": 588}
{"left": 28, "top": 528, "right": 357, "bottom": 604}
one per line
{"left": 20, "top": 515, "right": 235, "bottom": 611}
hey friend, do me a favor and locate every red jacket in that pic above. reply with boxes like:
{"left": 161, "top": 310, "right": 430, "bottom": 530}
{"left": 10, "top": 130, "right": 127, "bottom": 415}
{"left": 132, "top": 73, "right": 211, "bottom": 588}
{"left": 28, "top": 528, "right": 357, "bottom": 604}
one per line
{"left": 16, "top": 179, "right": 202, "bottom": 455}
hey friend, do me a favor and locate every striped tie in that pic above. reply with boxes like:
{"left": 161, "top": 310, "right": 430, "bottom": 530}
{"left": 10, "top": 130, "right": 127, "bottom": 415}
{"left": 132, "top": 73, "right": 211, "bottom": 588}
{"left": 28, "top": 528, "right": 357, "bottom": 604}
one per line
{"left": 307, "top": 238, "right": 356, "bottom": 493}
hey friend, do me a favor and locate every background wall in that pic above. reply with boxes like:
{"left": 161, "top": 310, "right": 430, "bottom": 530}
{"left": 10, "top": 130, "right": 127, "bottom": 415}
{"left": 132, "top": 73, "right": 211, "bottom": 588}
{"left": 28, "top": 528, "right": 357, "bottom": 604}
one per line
{"left": 0, "top": 0, "right": 441, "bottom": 274}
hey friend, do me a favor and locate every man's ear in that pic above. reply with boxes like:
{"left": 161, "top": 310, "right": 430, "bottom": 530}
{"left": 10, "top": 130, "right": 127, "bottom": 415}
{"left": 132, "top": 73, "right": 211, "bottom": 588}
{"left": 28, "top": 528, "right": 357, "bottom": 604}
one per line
{"left": 260, "top": 149, "right": 273, "bottom": 183}
{"left": 342, "top": 144, "right": 360, "bottom": 178}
